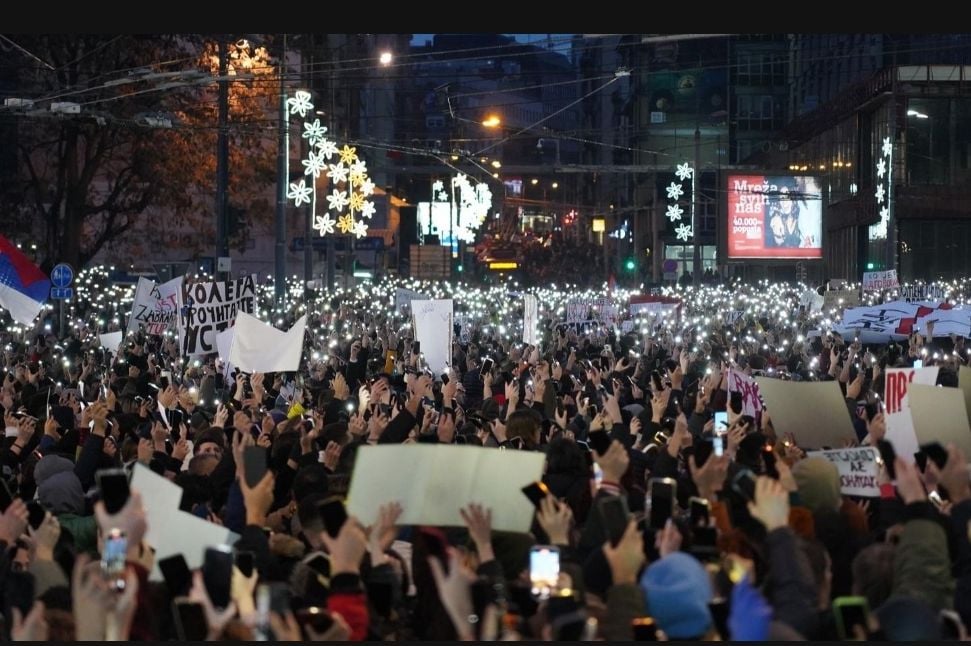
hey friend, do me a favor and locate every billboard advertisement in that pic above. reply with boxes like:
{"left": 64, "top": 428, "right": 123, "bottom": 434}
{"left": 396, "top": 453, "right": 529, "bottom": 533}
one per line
{"left": 726, "top": 174, "right": 823, "bottom": 259}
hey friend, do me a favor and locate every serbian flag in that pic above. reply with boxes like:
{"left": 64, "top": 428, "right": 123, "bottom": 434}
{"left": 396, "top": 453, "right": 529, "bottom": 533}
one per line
{"left": 0, "top": 235, "right": 50, "bottom": 325}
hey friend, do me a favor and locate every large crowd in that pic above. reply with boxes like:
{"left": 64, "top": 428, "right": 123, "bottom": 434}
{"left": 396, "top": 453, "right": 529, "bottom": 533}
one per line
{"left": 1, "top": 268, "right": 970, "bottom": 641}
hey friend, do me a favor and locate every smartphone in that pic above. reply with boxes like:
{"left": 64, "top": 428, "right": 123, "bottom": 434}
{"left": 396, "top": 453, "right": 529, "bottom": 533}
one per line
{"left": 521, "top": 481, "right": 551, "bottom": 508}
{"left": 833, "top": 595, "right": 871, "bottom": 641}
{"left": 876, "top": 439, "right": 897, "bottom": 480}
{"left": 587, "top": 430, "right": 612, "bottom": 456}
{"left": 913, "top": 359, "right": 923, "bottom": 369}
{"left": 441, "top": 372, "right": 449, "bottom": 385}
{"left": 412, "top": 341, "right": 421, "bottom": 355}
{"left": 919, "top": 441, "right": 949, "bottom": 470}
{"left": 296, "top": 606, "right": 336, "bottom": 635}
{"left": 242, "top": 445, "right": 268, "bottom": 488}
{"left": 0, "top": 479, "right": 14, "bottom": 513}
{"left": 479, "top": 357, "right": 494, "bottom": 377}
{"left": 650, "top": 371, "right": 664, "bottom": 393}
{"left": 693, "top": 439, "right": 714, "bottom": 468}
{"left": 158, "top": 553, "right": 193, "bottom": 597}
{"left": 136, "top": 421, "right": 154, "bottom": 441}
{"left": 173, "top": 599, "right": 209, "bottom": 641}
{"left": 26, "top": 500, "right": 46, "bottom": 530}
{"left": 941, "top": 609, "right": 965, "bottom": 640}
{"left": 714, "top": 411, "right": 729, "bottom": 433}
{"left": 631, "top": 617, "right": 659, "bottom": 641}
{"left": 597, "top": 496, "right": 630, "bottom": 546}
{"left": 713, "top": 433, "right": 727, "bottom": 458}
{"left": 265, "top": 581, "right": 292, "bottom": 616}
{"left": 689, "top": 496, "right": 711, "bottom": 528}
{"left": 160, "top": 370, "right": 171, "bottom": 389}
{"left": 4, "top": 571, "right": 35, "bottom": 617}
{"left": 419, "top": 526, "right": 450, "bottom": 574}
{"left": 648, "top": 477, "right": 677, "bottom": 530}
{"left": 101, "top": 527, "right": 129, "bottom": 592}
{"left": 731, "top": 470, "right": 757, "bottom": 503}
{"left": 202, "top": 545, "right": 235, "bottom": 610}
{"left": 529, "top": 545, "right": 560, "bottom": 599}
{"left": 235, "top": 550, "right": 255, "bottom": 578}
{"left": 709, "top": 599, "right": 731, "bottom": 641}
{"left": 96, "top": 468, "right": 131, "bottom": 515}
{"left": 317, "top": 497, "right": 348, "bottom": 539}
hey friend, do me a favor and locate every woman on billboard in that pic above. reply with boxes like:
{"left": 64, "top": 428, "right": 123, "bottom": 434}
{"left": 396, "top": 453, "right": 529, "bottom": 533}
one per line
{"left": 764, "top": 178, "right": 819, "bottom": 249}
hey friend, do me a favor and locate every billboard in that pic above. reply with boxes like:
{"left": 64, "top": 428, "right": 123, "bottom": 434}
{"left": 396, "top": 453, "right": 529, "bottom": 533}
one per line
{"left": 726, "top": 174, "right": 823, "bottom": 260}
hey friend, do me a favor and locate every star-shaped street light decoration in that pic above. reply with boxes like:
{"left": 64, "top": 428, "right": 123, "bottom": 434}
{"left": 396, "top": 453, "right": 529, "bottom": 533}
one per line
{"left": 432, "top": 180, "right": 444, "bottom": 193}
{"left": 675, "top": 162, "right": 694, "bottom": 181}
{"left": 665, "top": 204, "right": 684, "bottom": 222}
{"left": 876, "top": 158, "right": 886, "bottom": 179}
{"left": 675, "top": 223, "right": 693, "bottom": 241}
{"left": 880, "top": 205, "right": 889, "bottom": 223}
{"left": 666, "top": 182, "right": 685, "bottom": 201}
{"left": 874, "top": 184, "right": 885, "bottom": 204}
{"left": 882, "top": 136, "right": 893, "bottom": 158}
{"left": 287, "top": 179, "right": 313, "bottom": 207}
{"left": 286, "top": 90, "right": 375, "bottom": 239}
{"left": 286, "top": 90, "right": 314, "bottom": 118}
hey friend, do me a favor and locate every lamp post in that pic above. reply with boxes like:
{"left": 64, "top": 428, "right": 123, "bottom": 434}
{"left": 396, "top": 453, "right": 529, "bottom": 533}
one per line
{"left": 274, "top": 34, "right": 288, "bottom": 306}
{"left": 215, "top": 39, "right": 230, "bottom": 279}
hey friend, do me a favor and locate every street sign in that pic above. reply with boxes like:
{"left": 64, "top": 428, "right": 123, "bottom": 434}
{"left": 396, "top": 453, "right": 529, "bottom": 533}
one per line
{"left": 50, "top": 263, "right": 74, "bottom": 288}
{"left": 50, "top": 287, "right": 73, "bottom": 300}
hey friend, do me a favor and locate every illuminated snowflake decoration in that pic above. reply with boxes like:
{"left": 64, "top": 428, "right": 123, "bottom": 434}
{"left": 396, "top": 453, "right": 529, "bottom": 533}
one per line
{"left": 869, "top": 136, "right": 893, "bottom": 241}
{"left": 286, "top": 91, "right": 375, "bottom": 238}
{"left": 665, "top": 161, "right": 693, "bottom": 242}
{"left": 286, "top": 91, "right": 313, "bottom": 118}
{"left": 675, "top": 162, "right": 694, "bottom": 181}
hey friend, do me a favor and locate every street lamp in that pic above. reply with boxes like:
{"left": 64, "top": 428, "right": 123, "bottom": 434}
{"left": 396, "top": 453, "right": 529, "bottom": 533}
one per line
{"left": 481, "top": 115, "right": 501, "bottom": 128}
{"left": 379, "top": 51, "right": 393, "bottom": 66}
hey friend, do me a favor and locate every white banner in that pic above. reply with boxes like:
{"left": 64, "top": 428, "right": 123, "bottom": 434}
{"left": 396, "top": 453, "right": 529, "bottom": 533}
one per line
{"left": 347, "top": 444, "right": 544, "bottom": 533}
{"left": 229, "top": 312, "right": 307, "bottom": 374}
{"left": 806, "top": 447, "right": 881, "bottom": 497}
{"left": 523, "top": 294, "right": 539, "bottom": 345}
{"left": 727, "top": 370, "right": 763, "bottom": 418}
{"left": 567, "top": 298, "right": 617, "bottom": 324}
{"left": 862, "top": 269, "right": 899, "bottom": 291}
{"left": 98, "top": 331, "right": 123, "bottom": 356}
{"left": 836, "top": 301, "right": 964, "bottom": 342}
{"left": 177, "top": 276, "right": 257, "bottom": 356}
{"left": 884, "top": 366, "right": 940, "bottom": 462}
{"left": 412, "top": 299, "right": 453, "bottom": 374}
{"left": 127, "top": 276, "right": 182, "bottom": 336}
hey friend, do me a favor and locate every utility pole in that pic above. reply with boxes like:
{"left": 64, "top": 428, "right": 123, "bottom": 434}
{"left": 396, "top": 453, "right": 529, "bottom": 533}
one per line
{"left": 215, "top": 39, "right": 230, "bottom": 279}
{"left": 274, "top": 34, "right": 288, "bottom": 306}
{"left": 325, "top": 39, "right": 338, "bottom": 291}
{"left": 303, "top": 49, "right": 314, "bottom": 292}
{"left": 692, "top": 125, "right": 701, "bottom": 287}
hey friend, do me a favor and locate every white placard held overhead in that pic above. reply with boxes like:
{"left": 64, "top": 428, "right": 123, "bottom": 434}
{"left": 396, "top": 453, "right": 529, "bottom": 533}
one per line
{"left": 412, "top": 299, "right": 453, "bottom": 374}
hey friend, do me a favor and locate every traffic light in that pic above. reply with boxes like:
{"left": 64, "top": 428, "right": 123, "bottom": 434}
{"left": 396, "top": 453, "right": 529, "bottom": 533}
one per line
{"left": 624, "top": 257, "right": 636, "bottom": 272}
{"left": 866, "top": 262, "right": 875, "bottom": 270}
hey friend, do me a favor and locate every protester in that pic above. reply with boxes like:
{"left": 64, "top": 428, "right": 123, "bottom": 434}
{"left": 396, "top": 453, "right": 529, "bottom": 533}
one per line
{"left": 0, "top": 267, "right": 970, "bottom": 641}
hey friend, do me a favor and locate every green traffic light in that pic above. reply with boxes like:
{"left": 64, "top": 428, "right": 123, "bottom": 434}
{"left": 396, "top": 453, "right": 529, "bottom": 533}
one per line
{"left": 866, "top": 262, "right": 875, "bottom": 270}
{"left": 625, "top": 258, "right": 636, "bottom": 271}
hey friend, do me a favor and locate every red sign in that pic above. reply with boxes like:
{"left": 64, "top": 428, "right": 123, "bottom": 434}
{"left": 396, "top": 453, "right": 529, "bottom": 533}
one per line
{"left": 726, "top": 174, "right": 823, "bottom": 260}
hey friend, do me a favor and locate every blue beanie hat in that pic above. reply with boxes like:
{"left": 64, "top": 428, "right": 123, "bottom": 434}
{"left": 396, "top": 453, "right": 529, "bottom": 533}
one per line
{"left": 640, "top": 552, "right": 713, "bottom": 639}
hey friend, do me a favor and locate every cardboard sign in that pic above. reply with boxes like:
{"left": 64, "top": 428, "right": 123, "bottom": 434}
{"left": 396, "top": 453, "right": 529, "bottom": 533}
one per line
{"left": 347, "top": 444, "right": 544, "bottom": 533}
{"left": 884, "top": 367, "right": 940, "bottom": 462}
{"left": 907, "top": 383, "right": 971, "bottom": 458}
{"left": 412, "top": 299, "right": 453, "bottom": 374}
{"left": 127, "top": 275, "right": 182, "bottom": 336}
{"left": 727, "top": 370, "right": 763, "bottom": 417}
{"left": 806, "top": 447, "right": 881, "bottom": 497}
{"left": 862, "top": 269, "right": 899, "bottom": 292}
{"left": 178, "top": 276, "right": 256, "bottom": 356}
{"left": 755, "top": 378, "right": 856, "bottom": 449}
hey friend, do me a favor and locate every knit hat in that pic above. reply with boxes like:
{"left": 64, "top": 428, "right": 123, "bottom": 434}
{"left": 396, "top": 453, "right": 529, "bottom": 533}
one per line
{"left": 640, "top": 552, "right": 713, "bottom": 639}
{"left": 35, "top": 455, "right": 85, "bottom": 515}
{"left": 792, "top": 457, "right": 842, "bottom": 514}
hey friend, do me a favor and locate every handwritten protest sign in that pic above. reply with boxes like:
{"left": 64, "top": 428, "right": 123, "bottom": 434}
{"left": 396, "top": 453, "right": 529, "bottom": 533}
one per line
{"left": 862, "top": 269, "right": 899, "bottom": 291}
{"left": 727, "top": 370, "right": 763, "bottom": 418}
{"left": 127, "top": 275, "right": 182, "bottom": 336}
{"left": 806, "top": 447, "right": 880, "bottom": 497}
{"left": 178, "top": 275, "right": 256, "bottom": 356}
{"left": 884, "top": 366, "right": 940, "bottom": 463}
